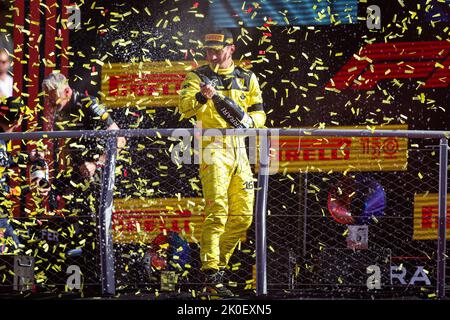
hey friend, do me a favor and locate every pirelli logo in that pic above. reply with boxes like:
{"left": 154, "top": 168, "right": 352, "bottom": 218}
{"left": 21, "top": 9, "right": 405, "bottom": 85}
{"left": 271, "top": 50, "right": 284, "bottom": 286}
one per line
{"left": 101, "top": 61, "right": 189, "bottom": 107}
{"left": 327, "top": 41, "right": 450, "bottom": 90}
{"left": 101, "top": 60, "right": 250, "bottom": 107}
{"left": 108, "top": 73, "right": 183, "bottom": 97}
{"left": 112, "top": 198, "right": 205, "bottom": 243}
{"left": 413, "top": 193, "right": 450, "bottom": 240}
{"left": 270, "top": 124, "right": 408, "bottom": 173}
{"left": 205, "top": 34, "right": 225, "bottom": 42}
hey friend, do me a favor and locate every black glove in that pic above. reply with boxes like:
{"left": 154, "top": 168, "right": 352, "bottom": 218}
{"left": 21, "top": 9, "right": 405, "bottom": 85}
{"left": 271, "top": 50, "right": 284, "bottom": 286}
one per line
{"left": 211, "top": 94, "right": 254, "bottom": 129}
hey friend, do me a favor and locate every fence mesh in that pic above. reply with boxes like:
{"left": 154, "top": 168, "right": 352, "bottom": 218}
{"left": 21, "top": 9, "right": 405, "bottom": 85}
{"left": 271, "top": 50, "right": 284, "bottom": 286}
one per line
{"left": 265, "top": 143, "right": 448, "bottom": 299}
{"left": 0, "top": 136, "right": 105, "bottom": 295}
{"left": 0, "top": 133, "right": 448, "bottom": 299}
{"left": 112, "top": 135, "right": 259, "bottom": 297}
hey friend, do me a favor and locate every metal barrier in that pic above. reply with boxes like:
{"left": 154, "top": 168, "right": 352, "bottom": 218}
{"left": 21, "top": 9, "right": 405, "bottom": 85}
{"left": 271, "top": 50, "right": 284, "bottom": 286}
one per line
{"left": 0, "top": 128, "right": 448, "bottom": 299}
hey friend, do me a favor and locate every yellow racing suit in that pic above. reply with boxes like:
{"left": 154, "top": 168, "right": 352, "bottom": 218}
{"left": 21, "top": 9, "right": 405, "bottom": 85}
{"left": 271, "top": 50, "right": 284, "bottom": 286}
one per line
{"left": 178, "top": 63, "right": 266, "bottom": 271}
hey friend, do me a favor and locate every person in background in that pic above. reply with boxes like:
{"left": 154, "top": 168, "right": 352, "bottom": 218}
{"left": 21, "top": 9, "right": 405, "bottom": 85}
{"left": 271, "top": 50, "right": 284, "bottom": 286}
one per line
{"left": 42, "top": 73, "right": 126, "bottom": 180}
{"left": 40, "top": 73, "right": 126, "bottom": 289}
{"left": 0, "top": 96, "right": 48, "bottom": 253}
{"left": 0, "top": 49, "right": 13, "bottom": 98}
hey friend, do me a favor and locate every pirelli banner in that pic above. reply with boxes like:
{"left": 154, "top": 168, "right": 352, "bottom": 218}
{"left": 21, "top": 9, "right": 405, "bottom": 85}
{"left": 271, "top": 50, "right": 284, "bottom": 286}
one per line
{"left": 271, "top": 124, "right": 409, "bottom": 173}
{"left": 413, "top": 193, "right": 450, "bottom": 240}
{"left": 100, "top": 60, "right": 251, "bottom": 107}
{"left": 112, "top": 197, "right": 205, "bottom": 244}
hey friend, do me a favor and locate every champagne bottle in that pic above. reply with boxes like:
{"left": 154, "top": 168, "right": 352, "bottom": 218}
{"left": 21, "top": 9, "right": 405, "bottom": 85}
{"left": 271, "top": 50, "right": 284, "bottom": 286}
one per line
{"left": 211, "top": 94, "right": 254, "bottom": 129}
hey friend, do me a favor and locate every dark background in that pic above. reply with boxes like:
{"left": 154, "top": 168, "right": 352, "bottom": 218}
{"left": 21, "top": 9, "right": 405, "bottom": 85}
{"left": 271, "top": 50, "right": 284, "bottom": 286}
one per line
{"left": 1, "top": 0, "right": 449, "bottom": 296}
{"left": 66, "top": 0, "right": 449, "bottom": 294}
{"left": 67, "top": 0, "right": 449, "bottom": 132}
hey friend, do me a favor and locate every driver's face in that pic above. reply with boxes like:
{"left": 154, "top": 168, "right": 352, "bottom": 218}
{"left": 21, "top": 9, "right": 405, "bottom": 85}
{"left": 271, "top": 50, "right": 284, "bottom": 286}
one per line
{"left": 205, "top": 45, "right": 235, "bottom": 69}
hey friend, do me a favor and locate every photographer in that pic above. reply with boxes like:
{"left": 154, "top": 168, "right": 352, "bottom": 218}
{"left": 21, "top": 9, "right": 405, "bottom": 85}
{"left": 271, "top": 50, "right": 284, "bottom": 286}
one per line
{"left": 0, "top": 96, "right": 48, "bottom": 253}
{"left": 40, "top": 73, "right": 126, "bottom": 291}
{"left": 42, "top": 73, "right": 125, "bottom": 181}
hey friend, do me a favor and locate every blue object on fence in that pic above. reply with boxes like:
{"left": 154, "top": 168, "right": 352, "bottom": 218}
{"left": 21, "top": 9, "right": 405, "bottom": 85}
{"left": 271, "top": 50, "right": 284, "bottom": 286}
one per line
{"left": 357, "top": 175, "right": 386, "bottom": 224}
{"left": 166, "top": 231, "right": 191, "bottom": 271}
{"left": 328, "top": 175, "right": 386, "bottom": 225}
